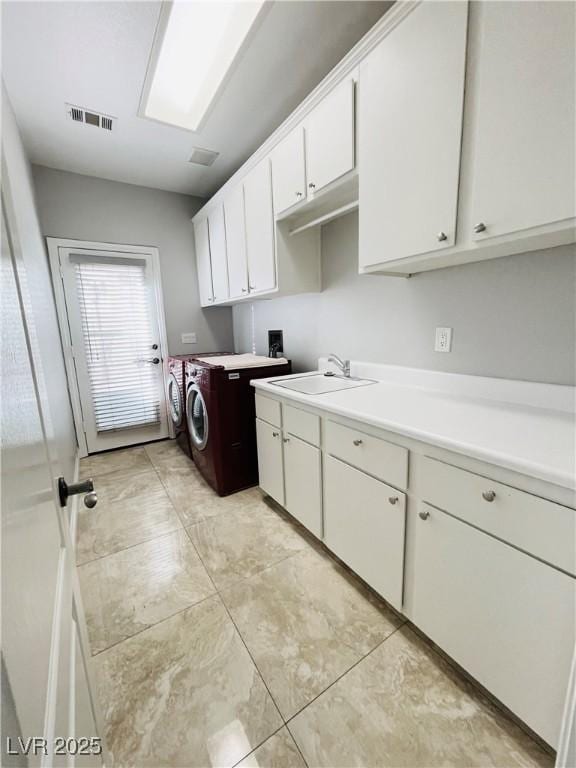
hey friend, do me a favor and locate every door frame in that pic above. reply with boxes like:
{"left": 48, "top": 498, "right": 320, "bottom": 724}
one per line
{"left": 47, "top": 237, "right": 171, "bottom": 457}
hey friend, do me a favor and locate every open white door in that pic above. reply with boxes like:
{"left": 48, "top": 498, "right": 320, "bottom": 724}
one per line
{"left": 49, "top": 241, "right": 169, "bottom": 455}
{"left": 1, "top": 194, "right": 106, "bottom": 766}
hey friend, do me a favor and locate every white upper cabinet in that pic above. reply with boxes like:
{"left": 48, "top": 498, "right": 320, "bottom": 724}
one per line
{"left": 193, "top": 217, "right": 213, "bottom": 306}
{"left": 359, "top": 1, "right": 468, "bottom": 269}
{"left": 223, "top": 186, "right": 249, "bottom": 299}
{"left": 470, "top": 1, "right": 576, "bottom": 241}
{"left": 271, "top": 127, "right": 306, "bottom": 215}
{"left": 243, "top": 159, "right": 277, "bottom": 294}
{"left": 207, "top": 204, "right": 229, "bottom": 303}
{"left": 305, "top": 77, "right": 355, "bottom": 194}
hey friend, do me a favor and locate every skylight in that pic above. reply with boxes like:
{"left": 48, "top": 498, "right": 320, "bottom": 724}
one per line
{"left": 142, "top": 0, "right": 266, "bottom": 132}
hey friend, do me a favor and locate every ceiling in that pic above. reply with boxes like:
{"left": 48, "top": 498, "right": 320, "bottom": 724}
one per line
{"left": 2, "top": 1, "right": 392, "bottom": 199}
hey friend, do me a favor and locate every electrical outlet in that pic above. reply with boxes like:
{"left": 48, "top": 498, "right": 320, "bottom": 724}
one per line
{"left": 435, "top": 327, "right": 453, "bottom": 353}
{"left": 181, "top": 332, "right": 197, "bottom": 344}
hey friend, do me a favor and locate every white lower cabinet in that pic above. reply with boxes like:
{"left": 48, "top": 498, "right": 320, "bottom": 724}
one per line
{"left": 283, "top": 434, "right": 322, "bottom": 538}
{"left": 324, "top": 455, "right": 406, "bottom": 610}
{"left": 256, "top": 418, "right": 284, "bottom": 505}
{"left": 411, "top": 503, "right": 575, "bottom": 747}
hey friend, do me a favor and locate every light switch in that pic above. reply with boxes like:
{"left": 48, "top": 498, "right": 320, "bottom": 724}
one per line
{"left": 181, "top": 332, "right": 197, "bottom": 344}
{"left": 434, "top": 327, "right": 453, "bottom": 352}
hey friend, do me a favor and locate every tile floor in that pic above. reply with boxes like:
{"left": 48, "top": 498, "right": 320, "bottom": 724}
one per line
{"left": 78, "top": 441, "right": 553, "bottom": 768}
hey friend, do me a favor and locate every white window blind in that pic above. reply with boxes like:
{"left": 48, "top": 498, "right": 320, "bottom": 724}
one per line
{"left": 74, "top": 256, "right": 160, "bottom": 432}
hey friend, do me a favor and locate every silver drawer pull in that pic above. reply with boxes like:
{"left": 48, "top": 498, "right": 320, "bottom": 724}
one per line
{"left": 389, "top": 496, "right": 399, "bottom": 505}
{"left": 419, "top": 509, "right": 430, "bottom": 521}
{"left": 482, "top": 490, "right": 496, "bottom": 502}
{"left": 353, "top": 439, "right": 363, "bottom": 446}
{"left": 283, "top": 437, "right": 290, "bottom": 443}
{"left": 272, "top": 431, "right": 279, "bottom": 438}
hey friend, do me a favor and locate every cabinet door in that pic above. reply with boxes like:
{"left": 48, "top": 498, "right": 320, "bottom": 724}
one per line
{"left": 207, "top": 204, "right": 229, "bottom": 302}
{"left": 470, "top": 1, "right": 576, "bottom": 240}
{"left": 324, "top": 456, "right": 405, "bottom": 610}
{"left": 193, "top": 218, "right": 214, "bottom": 306}
{"left": 243, "top": 159, "right": 276, "bottom": 293}
{"left": 283, "top": 434, "right": 322, "bottom": 537}
{"left": 412, "top": 504, "right": 575, "bottom": 747}
{"left": 359, "top": 1, "right": 468, "bottom": 268}
{"left": 223, "top": 186, "right": 249, "bottom": 299}
{"left": 256, "top": 418, "right": 284, "bottom": 505}
{"left": 271, "top": 127, "right": 306, "bottom": 215}
{"left": 306, "top": 77, "right": 355, "bottom": 194}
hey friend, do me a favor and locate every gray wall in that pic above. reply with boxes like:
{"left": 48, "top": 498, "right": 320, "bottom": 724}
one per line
{"left": 2, "top": 89, "right": 78, "bottom": 478}
{"left": 32, "top": 166, "right": 234, "bottom": 356}
{"left": 234, "top": 211, "right": 576, "bottom": 385}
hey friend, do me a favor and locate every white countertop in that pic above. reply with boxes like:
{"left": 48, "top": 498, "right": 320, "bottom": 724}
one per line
{"left": 252, "top": 361, "right": 575, "bottom": 492}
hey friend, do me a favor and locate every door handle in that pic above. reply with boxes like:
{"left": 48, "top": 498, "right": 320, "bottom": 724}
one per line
{"left": 58, "top": 477, "right": 98, "bottom": 508}
{"left": 146, "top": 357, "right": 160, "bottom": 364}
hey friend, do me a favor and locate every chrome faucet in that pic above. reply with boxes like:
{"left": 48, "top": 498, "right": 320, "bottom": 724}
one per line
{"left": 327, "top": 353, "right": 351, "bottom": 378}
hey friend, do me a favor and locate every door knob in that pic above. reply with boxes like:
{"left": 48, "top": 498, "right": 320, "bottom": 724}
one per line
{"left": 388, "top": 496, "right": 399, "bottom": 505}
{"left": 145, "top": 357, "right": 160, "bottom": 364}
{"left": 58, "top": 477, "right": 97, "bottom": 509}
{"left": 152, "top": 343, "right": 159, "bottom": 350}
{"left": 482, "top": 490, "right": 496, "bottom": 502}
{"left": 353, "top": 439, "right": 363, "bottom": 446}
{"left": 437, "top": 231, "right": 448, "bottom": 242}
{"left": 474, "top": 222, "right": 487, "bottom": 234}
{"left": 419, "top": 509, "right": 430, "bottom": 520}
{"left": 296, "top": 191, "right": 303, "bottom": 198}
{"left": 308, "top": 182, "right": 316, "bottom": 190}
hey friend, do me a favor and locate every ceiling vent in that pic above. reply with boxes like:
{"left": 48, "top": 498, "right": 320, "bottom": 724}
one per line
{"left": 188, "top": 147, "right": 219, "bottom": 167}
{"left": 66, "top": 104, "right": 116, "bottom": 132}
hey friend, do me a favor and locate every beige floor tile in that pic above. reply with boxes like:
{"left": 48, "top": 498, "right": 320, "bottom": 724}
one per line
{"left": 95, "top": 596, "right": 283, "bottom": 768}
{"left": 94, "top": 466, "right": 164, "bottom": 505}
{"left": 222, "top": 548, "right": 403, "bottom": 719}
{"left": 187, "top": 503, "right": 310, "bottom": 590}
{"left": 79, "top": 529, "right": 215, "bottom": 653}
{"left": 289, "top": 626, "right": 552, "bottom": 768}
{"left": 144, "top": 438, "right": 194, "bottom": 470}
{"left": 236, "top": 728, "right": 306, "bottom": 768}
{"left": 79, "top": 446, "right": 152, "bottom": 479}
{"left": 76, "top": 486, "right": 182, "bottom": 565}
{"left": 159, "top": 463, "right": 265, "bottom": 526}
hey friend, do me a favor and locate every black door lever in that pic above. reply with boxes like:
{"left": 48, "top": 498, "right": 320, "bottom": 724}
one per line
{"left": 58, "top": 477, "right": 97, "bottom": 508}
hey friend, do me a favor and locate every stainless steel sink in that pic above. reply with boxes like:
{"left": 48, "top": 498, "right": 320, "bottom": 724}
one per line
{"left": 271, "top": 373, "right": 376, "bottom": 395}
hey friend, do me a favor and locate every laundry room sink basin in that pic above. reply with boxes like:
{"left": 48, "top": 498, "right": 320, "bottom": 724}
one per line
{"left": 272, "top": 373, "right": 377, "bottom": 395}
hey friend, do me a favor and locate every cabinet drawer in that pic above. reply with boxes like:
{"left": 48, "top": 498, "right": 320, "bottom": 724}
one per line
{"left": 255, "top": 394, "right": 281, "bottom": 428}
{"left": 324, "top": 420, "right": 408, "bottom": 489}
{"left": 412, "top": 503, "right": 575, "bottom": 746}
{"left": 324, "top": 456, "right": 405, "bottom": 610}
{"left": 283, "top": 404, "right": 320, "bottom": 446}
{"left": 421, "top": 457, "right": 575, "bottom": 575}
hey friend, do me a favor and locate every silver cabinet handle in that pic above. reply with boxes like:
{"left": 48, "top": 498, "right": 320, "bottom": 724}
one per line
{"left": 437, "top": 231, "right": 448, "bottom": 242}
{"left": 482, "top": 490, "right": 496, "bottom": 502}
{"left": 249, "top": 285, "right": 256, "bottom": 291}
{"left": 419, "top": 509, "right": 430, "bottom": 520}
{"left": 272, "top": 431, "right": 279, "bottom": 438}
{"left": 353, "top": 439, "right": 363, "bottom": 446}
{"left": 308, "top": 182, "right": 316, "bottom": 190}
{"left": 474, "top": 222, "right": 487, "bottom": 234}
{"left": 241, "top": 288, "right": 248, "bottom": 293}
{"left": 296, "top": 191, "right": 303, "bottom": 198}
{"left": 283, "top": 437, "right": 290, "bottom": 443}
{"left": 389, "top": 496, "right": 399, "bottom": 505}
{"left": 145, "top": 358, "right": 160, "bottom": 364}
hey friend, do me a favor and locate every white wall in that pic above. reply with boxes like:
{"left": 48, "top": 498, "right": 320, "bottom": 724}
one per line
{"left": 234, "top": 211, "right": 576, "bottom": 385}
{"left": 2, "top": 88, "right": 78, "bottom": 479}
{"left": 32, "top": 165, "right": 234, "bottom": 356}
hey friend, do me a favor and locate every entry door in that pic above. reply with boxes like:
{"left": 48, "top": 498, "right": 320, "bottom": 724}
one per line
{"left": 57, "top": 246, "right": 169, "bottom": 454}
{"left": 1, "top": 198, "right": 105, "bottom": 765}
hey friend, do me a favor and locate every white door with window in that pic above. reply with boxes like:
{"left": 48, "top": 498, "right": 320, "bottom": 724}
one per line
{"left": 49, "top": 241, "right": 169, "bottom": 455}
